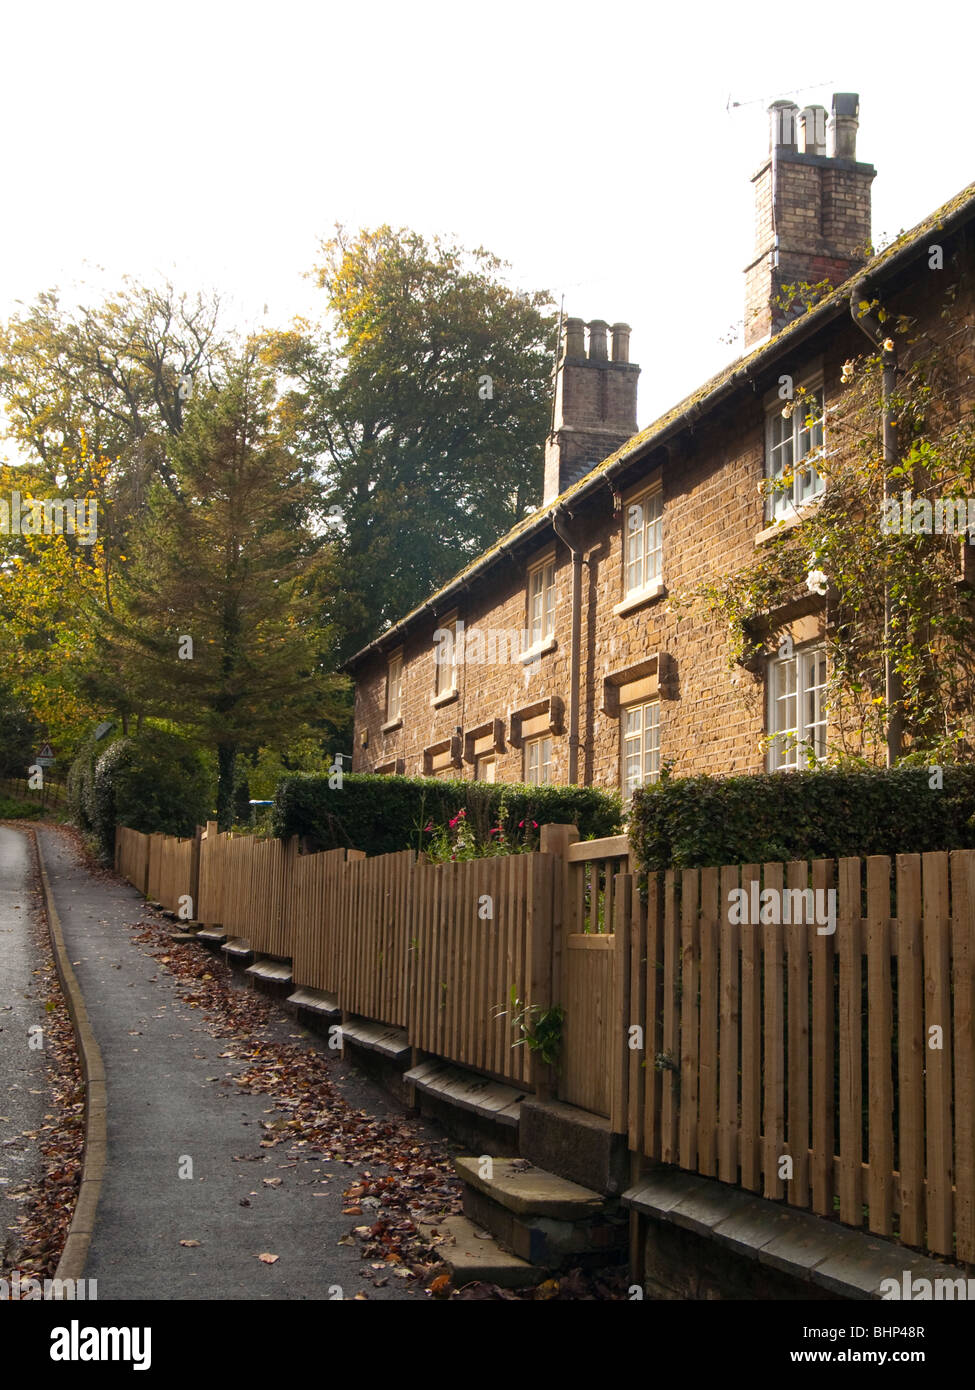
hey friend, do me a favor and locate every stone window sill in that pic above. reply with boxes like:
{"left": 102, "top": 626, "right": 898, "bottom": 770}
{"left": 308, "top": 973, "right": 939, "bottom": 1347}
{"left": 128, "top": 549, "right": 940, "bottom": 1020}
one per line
{"left": 380, "top": 717, "right": 403, "bottom": 734}
{"left": 755, "top": 497, "right": 823, "bottom": 545}
{"left": 614, "top": 580, "right": 666, "bottom": 617}
{"left": 431, "top": 687, "right": 458, "bottom": 708}
{"left": 517, "top": 634, "right": 557, "bottom": 664}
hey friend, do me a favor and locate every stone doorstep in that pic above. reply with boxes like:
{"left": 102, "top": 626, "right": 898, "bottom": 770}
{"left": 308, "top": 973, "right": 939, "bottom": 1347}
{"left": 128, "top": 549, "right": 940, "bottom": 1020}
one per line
{"left": 623, "top": 1170, "right": 963, "bottom": 1301}
{"left": 519, "top": 1096, "right": 628, "bottom": 1196}
{"left": 438, "top": 1215, "right": 543, "bottom": 1290}
{"left": 455, "top": 1155, "right": 605, "bottom": 1221}
{"left": 340, "top": 1020, "right": 411, "bottom": 1062}
{"left": 404, "top": 1061, "right": 526, "bottom": 1128}
{"left": 286, "top": 987, "right": 340, "bottom": 1021}
{"left": 462, "top": 1181, "right": 626, "bottom": 1269}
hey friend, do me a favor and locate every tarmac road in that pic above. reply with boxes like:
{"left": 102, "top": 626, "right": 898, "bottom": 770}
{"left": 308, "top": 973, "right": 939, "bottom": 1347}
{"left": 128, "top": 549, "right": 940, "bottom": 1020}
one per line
{"left": 0, "top": 825, "right": 47, "bottom": 1265}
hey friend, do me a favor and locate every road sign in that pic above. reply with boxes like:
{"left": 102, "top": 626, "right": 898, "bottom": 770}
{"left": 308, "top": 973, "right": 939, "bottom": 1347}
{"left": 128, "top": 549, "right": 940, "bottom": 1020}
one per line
{"left": 35, "top": 743, "right": 54, "bottom": 767}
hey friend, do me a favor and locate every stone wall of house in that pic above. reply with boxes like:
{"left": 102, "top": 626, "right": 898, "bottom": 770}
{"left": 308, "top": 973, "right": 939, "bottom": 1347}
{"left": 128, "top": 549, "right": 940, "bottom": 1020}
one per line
{"left": 352, "top": 209, "right": 975, "bottom": 792}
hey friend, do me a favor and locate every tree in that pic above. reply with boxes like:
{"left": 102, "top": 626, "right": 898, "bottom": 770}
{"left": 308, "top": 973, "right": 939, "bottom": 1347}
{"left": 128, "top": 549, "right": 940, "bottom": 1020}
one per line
{"left": 0, "top": 678, "right": 39, "bottom": 776}
{"left": 87, "top": 349, "right": 348, "bottom": 826}
{"left": 0, "top": 278, "right": 225, "bottom": 496}
{"left": 267, "top": 226, "right": 557, "bottom": 657}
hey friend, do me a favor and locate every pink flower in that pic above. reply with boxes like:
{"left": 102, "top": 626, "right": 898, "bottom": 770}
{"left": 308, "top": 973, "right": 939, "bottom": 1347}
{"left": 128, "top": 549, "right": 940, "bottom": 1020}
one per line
{"left": 424, "top": 823, "right": 433, "bottom": 832}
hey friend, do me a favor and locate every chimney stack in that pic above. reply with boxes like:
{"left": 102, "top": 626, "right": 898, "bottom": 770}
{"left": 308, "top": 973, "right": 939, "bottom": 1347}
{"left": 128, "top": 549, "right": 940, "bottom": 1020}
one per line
{"left": 743, "top": 91, "right": 875, "bottom": 349}
{"left": 543, "top": 315, "right": 640, "bottom": 505}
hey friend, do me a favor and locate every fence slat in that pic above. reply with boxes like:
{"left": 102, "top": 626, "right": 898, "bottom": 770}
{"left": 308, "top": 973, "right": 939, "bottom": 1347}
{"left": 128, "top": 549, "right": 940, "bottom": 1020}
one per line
{"left": 866, "top": 855, "right": 894, "bottom": 1236}
{"left": 679, "top": 868, "right": 699, "bottom": 1171}
{"left": 838, "top": 857, "right": 863, "bottom": 1227}
{"left": 762, "top": 862, "right": 785, "bottom": 1201}
{"left": 810, "top": 858, "right": 835, "bottom": 1217}
{"left": 698, "top": 866, "right": 719, "bottom": 1178}
{"left": 739, "top": 864, "right": 761, "bottom": 1192}
{"left": 718, "top": 865, "right": 740, "bottom": 1185}
{"left": 786, "top": 859, "right": 810, "bottom": 1209}
{"left": 950, "top": 849, "right": 975, "bottom": 1262}
{"left": 923, "top": 851, "right": 953, "bottom": 1256}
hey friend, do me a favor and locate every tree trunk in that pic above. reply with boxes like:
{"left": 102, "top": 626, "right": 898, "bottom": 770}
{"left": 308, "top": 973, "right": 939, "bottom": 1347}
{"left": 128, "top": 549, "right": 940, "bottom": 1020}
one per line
{"left": 216, "top": 744, "right": 237, "bottom": 831}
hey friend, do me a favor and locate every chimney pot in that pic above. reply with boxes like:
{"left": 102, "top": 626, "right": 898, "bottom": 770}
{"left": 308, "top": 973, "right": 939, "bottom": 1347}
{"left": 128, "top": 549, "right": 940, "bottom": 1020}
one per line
{"left": 563, "top": 316, "right": 585, "bottom": 359}
{"left": 798, "top": 105, "right": 827, "bottom": 156}
{"left": 610, "top": 322, "right": 631, "bottom": 363}
{"left": 769, "top": 99, "right": 799, "bottom": 151}
{"left": 587, "top": 320, "right": 609, "bottom": 360}
{"left": 829, "top": 92, "right": 859, "bottom": 159}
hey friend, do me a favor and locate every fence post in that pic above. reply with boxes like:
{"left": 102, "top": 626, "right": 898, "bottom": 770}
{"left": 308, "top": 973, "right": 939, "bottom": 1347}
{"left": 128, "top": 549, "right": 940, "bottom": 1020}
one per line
{"left": 539, "top": 824, "right": 579, "bottom": 1023}
{"left": 611, "top": 873, "right": 632, "bottom": 1134}
{"left": 114, "top": 824, "right": 121, "bottom": 874}
{"left": 277, "top": 835, "right": 299, "bottom": 959}
{"left": 189, "top": 826, "right": 203, "bottom": 924}
{"left": 527, "top": 851, "right": 555, "bottom": 1100}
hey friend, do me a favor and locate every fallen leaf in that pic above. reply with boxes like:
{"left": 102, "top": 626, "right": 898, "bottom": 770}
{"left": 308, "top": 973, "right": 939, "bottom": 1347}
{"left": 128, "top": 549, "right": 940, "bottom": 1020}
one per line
{"left": 179, "top": 1239, "right": 201, "bottom": 1248}
{"left": 257, "top": 1253, "right": 279, "bottom": 1264}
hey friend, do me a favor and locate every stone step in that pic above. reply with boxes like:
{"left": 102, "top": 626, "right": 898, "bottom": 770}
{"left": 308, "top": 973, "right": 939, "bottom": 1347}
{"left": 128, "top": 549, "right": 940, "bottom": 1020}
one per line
{"left": 454, "top": 1156, "right": 604, "bottom": 1220}
{"left": 438, "top": 1215, "right": 543, "bottom": 1289}
{"left": 461, "top": 1181, "right": 627, "bottom": 1269}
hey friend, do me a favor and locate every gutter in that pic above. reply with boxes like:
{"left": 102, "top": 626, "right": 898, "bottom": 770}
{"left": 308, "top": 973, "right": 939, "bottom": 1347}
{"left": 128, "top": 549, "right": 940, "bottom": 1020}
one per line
{"left": 550, "top": 504, "right": 582, "bottom": 784}
{"left": 849, "top": 278, "right": 903, "bottom": 765}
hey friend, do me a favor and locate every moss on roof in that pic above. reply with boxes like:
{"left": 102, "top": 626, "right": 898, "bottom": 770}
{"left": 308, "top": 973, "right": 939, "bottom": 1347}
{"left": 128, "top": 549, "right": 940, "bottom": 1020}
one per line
{"left": 347, "top": 177, "right": 975, "bottom": 669}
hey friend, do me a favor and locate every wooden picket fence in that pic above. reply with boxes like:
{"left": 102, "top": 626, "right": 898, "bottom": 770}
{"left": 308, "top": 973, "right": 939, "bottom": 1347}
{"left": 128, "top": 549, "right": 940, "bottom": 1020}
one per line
{"left": 113, "top": 820, "right": 975, "bottom": 1262}
{"left": 615, "top": 850, "right": 975, "bottom": 1264}
{"left": 116, "top": 826, "right": 151, "bottom": 894}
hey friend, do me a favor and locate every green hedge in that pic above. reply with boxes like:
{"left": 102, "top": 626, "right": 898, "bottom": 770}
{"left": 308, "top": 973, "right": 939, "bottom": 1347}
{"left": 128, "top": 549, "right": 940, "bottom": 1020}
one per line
{"left": 272, "top": 773, "right": 622, "bottom": 856}
{"left": 629, "top": 766, "right": 975, "bottom": 873}
{"left": 69, "top": 726, "right": 213, "bottom": 860}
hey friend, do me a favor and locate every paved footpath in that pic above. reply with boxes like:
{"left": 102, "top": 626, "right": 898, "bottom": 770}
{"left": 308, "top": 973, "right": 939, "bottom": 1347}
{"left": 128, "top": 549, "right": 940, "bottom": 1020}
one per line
{"left": 35, "top": 827, "right": 429, "bottom": 1301}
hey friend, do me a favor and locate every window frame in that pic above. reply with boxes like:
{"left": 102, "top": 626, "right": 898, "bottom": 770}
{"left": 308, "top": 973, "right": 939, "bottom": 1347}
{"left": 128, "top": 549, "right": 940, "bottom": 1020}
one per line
{"left": 621, "top": 698, "right": 661, "bottom": 802}
{"left": 475, "top": 753, "right": 497, "bottom": 783}
{"left": 764, "top": 375, "right": 826, "bottom": 524}
{"left": 526, "top": 553, "right": 557, "bottom": 649}
{"left": 623, "top": 482, "right": 663, "bottom": 599}
{"left": 524, "top": 735, "right": 553, "bottom": 786}
{"left": 766, "top": 641, "right": 828, "bottom": 771}
{"left": 385, "top": 649, "right": 403, "bottom": 724}
{"left": 433, "top": 614, "right": 459, "bottom": 699}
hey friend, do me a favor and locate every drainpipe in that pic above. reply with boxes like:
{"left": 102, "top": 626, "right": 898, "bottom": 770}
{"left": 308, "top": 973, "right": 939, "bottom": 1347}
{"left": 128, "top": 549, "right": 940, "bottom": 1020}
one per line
{"left": 551, "top": 505, "right": 582, "bottom": 785}
{"left": 849, "top": 279, "right": 903, "bottom": 766}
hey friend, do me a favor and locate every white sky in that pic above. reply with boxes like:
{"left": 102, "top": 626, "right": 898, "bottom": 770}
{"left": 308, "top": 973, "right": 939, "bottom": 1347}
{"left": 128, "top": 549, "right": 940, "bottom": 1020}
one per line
{"left": 1, "top": 0, "right": 973, "bottom": 432}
